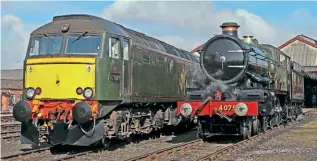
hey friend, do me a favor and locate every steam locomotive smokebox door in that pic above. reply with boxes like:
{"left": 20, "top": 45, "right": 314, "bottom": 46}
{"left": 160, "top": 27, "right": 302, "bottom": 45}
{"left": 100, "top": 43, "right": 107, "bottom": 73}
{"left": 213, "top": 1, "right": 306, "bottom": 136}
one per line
{"left": 49, "top": 121, "right": 68, "bottom": 145}
{"left": 200, "top": 36, "right": 248, "bottom": 84}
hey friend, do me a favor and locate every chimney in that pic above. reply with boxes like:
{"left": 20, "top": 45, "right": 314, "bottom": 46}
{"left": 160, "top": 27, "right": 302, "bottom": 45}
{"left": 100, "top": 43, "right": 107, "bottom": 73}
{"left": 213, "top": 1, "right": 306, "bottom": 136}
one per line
{"left": 220, "top": 22, "right": 240, "bottom": 38}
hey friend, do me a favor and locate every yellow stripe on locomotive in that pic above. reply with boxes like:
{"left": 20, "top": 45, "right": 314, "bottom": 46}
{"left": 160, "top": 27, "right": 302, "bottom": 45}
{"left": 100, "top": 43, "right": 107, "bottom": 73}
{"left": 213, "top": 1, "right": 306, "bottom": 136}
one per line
{"left": 25, "top": 57, "right": 96, "bottom": 100}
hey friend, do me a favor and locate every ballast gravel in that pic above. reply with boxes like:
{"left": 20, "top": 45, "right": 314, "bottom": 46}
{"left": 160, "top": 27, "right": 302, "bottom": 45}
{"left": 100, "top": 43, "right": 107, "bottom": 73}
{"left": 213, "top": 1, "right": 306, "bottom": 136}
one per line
{"left": 220, "top": 111, "right": 317, "bottom": 161}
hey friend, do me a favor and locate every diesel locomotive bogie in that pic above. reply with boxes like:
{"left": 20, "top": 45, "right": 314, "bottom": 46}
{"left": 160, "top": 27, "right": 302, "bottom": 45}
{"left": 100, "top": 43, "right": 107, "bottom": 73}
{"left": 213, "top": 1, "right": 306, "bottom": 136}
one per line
{"left": 104, "top": 103, "right": 181, "bottom": 139}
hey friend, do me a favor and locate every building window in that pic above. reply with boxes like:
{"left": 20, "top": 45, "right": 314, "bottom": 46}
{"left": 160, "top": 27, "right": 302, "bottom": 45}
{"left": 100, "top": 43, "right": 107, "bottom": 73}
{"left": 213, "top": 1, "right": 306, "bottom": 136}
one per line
{"left": 9, "top": 94, "right": 15, "bottom": 106}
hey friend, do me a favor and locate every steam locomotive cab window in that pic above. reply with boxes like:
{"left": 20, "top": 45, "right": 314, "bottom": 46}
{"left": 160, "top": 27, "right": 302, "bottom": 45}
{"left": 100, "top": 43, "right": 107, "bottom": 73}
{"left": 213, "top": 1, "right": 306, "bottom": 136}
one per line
{"left": 109, "top": 37, "right": 120, "bottom": 59}
{"left": 65, "top": 34, "right": 101, "bottom": 55}
{"left": 28, "top": 35, "right": 63, "bottom": 56}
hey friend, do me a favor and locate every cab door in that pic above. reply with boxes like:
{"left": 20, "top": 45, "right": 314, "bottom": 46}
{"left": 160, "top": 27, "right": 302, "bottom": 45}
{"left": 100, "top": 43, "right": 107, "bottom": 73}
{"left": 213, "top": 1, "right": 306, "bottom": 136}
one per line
{"left": 121, "top": 38, "right": 131, "bottom": 102}
{"left": 96, "top": 34, "right": 122, "bottom": 100}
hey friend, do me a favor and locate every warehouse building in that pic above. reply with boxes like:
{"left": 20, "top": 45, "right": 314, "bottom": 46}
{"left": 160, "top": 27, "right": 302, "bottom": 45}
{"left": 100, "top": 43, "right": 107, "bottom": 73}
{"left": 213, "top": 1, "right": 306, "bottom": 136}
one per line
{"left": 1, "top": 69, "right": 23, "bottom": 111}
{"left": 279, "top": 34, "right": 317, "bottom": 107}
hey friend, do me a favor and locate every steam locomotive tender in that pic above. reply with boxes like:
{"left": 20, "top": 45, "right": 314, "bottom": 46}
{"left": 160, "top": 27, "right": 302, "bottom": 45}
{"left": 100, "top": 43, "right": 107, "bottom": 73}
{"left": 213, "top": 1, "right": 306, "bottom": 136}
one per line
{"left": 177, "top": 22, "right": 305, "bottom": 140}
{"left": 12, "top": 14, "right": 200, "bottom": 148}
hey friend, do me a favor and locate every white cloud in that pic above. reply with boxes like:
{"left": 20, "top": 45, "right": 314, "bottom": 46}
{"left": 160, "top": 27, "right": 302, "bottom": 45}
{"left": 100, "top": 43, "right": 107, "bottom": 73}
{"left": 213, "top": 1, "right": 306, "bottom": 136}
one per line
{"left": 1, "top": 14, "right": 31, "bottom": 69}
{"left": 290, "top": 8, "right": 317, "bottom": 39}
{"left": 153, "top": 36, "right": 205, "bottom": 51}
{"left": 102, "top": 1, "right": 298, "bottom": 49}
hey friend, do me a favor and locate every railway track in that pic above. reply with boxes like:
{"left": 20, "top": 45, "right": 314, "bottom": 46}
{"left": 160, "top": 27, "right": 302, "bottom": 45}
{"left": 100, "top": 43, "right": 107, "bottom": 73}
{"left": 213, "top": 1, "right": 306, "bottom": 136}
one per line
{"left": 123, "top": 110, "right": 316, "bottom": 161}
{"left": 1, "top": 121, "right": 21, "bottom": 141}
{"left": 1, "top": 128, "right": 196, "bottom": 161}
{"left": 1, "top": 113, "right": 16, "bottom": 123}
{"left": 35, "top": 111, "right": 316, "bottom": 161}
{"left": 1, "top": 130, "right": 21, "bottom": 141}
{"left": 1, "top": 110, "right": 315, "bottom": 161}
{"left": 1, "top": 147, "right": 52, "bottom": 161}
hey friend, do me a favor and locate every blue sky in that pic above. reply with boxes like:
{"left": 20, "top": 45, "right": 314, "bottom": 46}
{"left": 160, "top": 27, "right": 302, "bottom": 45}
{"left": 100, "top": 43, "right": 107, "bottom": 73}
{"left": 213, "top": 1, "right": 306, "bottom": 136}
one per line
{"left": 1, "top": 1, "right": 317, "bottom": 69}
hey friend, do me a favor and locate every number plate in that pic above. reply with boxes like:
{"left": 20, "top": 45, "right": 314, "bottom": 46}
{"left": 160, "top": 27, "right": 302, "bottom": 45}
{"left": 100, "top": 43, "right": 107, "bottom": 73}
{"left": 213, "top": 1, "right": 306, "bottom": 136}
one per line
{"left": 218, "top": 105, "right": 236, "bottom": 111}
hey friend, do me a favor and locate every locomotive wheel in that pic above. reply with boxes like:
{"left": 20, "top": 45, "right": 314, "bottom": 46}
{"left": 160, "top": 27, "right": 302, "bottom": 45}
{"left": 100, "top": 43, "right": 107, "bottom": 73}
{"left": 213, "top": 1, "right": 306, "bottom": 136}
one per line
{"left": 102, "top": 138, "right": 112, "bottom": 149}
{"left": 242, "top": 120, "right": 251, "bottom": 140}
{"left": 197, "top": 121, "right": 207, "bottom": 141}
{"left": 268, "top": 118, "right": 274, "bottom": 129}
{"left": 261, "top": 117, "right": 268, "bottom": 133}
{"left": 251, "top": 118, "right": 259, "bottom": 136}
{"left": 274, "top": 114, "right": 280, "bottom": 127}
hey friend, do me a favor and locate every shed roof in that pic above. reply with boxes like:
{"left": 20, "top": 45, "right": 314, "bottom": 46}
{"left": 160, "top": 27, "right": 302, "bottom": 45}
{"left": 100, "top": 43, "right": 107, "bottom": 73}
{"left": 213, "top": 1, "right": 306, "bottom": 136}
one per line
{"left": 1, "top": 79, "right": 23, "bottom": 90}
{"left": 1, "top": 69, "right": 23, "bottom": 80}
{"left": 191, "top": 44, "right": 205, "bottom": 53}
{"left": 279, "top": 34, "right": 317, "bottom": 49}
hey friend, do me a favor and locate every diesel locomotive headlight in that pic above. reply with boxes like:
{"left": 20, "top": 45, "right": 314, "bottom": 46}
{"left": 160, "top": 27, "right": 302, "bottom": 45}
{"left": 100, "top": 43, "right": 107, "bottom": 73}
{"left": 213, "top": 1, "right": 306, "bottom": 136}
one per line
{"left": 26, "top": 88, "right": 35, "bottom": 99}
{"left": 35, "top": 87, "right": 42, "bottom": 95}
{"left": 234, "top": 102, "right": 248, "bottom": 116}
{"left": 76, "top": 87, "right": 83, "bottom": 95}
{"left": 83, "top": 87, "right": 93, "bottom": 99}
{"left": 180, "top": 103, "right": 193, "bottom": 117}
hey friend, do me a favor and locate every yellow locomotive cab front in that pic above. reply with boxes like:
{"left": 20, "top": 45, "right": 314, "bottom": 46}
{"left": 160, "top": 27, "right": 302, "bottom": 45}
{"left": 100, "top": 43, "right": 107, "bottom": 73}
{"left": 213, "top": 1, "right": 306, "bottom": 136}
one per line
{"left": 25, "top": 57, "right": 96, "bottom": 100}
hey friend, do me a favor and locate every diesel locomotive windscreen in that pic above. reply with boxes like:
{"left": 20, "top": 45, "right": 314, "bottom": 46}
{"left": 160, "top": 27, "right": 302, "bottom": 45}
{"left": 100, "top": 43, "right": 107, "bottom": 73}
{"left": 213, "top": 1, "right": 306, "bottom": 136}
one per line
{"left": 200, "top": 36, "right": 247, "bottom": 84}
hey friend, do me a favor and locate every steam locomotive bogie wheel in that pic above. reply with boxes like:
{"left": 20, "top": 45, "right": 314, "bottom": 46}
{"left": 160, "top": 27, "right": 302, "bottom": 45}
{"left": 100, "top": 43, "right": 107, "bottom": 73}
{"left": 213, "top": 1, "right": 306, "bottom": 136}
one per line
{"left": 251, "top": 118, "right": 259, "bottom": 136}
{"left": 274, "top": 115, "right": 280, "bottom": 127}
{"left": 242, "top": 120, "right": 251, "bottom": 140}
{"left": 268, "top": 118, "right": 274, "bottom": 129}
{"left": 261, "top": 117, "right": 268, "bottom": 133}
{"left": 197, "top": 121, "right": 207, "bottom": 141}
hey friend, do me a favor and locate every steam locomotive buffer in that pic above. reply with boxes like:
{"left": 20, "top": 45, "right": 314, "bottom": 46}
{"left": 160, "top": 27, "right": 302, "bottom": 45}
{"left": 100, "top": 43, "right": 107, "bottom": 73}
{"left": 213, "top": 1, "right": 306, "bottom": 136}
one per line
{"left": 177, "top": 22, "right": 304, "bottom": 140}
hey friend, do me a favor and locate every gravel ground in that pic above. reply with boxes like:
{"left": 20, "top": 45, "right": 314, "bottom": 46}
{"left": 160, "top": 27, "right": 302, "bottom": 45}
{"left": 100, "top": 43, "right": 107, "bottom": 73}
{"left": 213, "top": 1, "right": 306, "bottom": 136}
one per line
{"left": 154, "top": 142, "right": 230, "bottom": 161}
{"left": 1, "top": 140, "right": 51, "bottom": 157}
{"left": 220, "top": 111, "right": 317, "bottom": 161}
{"left": 1, "top": 130, "right": 198, "bottom": 161}
{"left": 64, "top": 130, "right": 199, "bottom": 161}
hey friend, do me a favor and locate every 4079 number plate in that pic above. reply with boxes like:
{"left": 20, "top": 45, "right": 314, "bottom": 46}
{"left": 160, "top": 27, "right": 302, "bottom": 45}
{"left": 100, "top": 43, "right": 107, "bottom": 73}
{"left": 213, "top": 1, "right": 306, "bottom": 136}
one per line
{"left": 218, "top": 105, "right": 236, "bottom": 111}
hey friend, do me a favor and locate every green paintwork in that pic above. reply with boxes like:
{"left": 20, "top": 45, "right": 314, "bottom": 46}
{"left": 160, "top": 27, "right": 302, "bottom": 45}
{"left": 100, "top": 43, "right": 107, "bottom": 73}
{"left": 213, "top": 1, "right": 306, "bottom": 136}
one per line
{"left": 26, "top": 14, "right": 199, "bottom": 103}
{"left": 95, "top": 58, "right": 122, "bottom": 100}
{"left": 131, "top": 46, "right": 186, "bottom": 98}
{"left": 94, "top": 33, "right": 197, "bottom": 103}
{"left": 243, "top": 37, "right": 289, "bottom": 91}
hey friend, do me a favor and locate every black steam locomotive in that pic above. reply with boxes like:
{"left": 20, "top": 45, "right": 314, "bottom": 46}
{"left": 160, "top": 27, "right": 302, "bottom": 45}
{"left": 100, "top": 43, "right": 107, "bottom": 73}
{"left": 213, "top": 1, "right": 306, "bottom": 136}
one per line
{"left": 177, "top": 22, "right": 305, "bottom": 140}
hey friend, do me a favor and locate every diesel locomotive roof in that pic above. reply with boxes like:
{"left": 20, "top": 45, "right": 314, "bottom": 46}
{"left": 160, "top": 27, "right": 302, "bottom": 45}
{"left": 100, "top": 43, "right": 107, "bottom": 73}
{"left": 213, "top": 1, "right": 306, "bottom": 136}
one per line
{"left": 31, "top": 14, "right": 197, "bottom": 62}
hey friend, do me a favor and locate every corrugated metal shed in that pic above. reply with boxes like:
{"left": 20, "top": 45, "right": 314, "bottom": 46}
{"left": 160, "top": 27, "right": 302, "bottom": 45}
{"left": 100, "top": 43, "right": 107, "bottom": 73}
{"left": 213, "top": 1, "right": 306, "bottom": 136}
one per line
{"left": 279, "top": 35, "right": 317, "bottom": 66}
